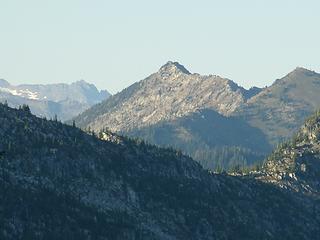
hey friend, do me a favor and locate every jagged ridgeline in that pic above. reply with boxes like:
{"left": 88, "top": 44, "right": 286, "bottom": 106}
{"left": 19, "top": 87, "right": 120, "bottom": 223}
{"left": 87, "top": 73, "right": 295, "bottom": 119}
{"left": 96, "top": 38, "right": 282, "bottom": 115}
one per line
{"left": 72, "top": 61, "right": 271, "bottom": 170}
{"left": 0, "top": 79, "right": 110, "bottom": 121}
{"left": 72, "top": 62, "right": 320, "bottom": 171}
{"left": 0, "top": 103, "right": 319, "bottom": 239}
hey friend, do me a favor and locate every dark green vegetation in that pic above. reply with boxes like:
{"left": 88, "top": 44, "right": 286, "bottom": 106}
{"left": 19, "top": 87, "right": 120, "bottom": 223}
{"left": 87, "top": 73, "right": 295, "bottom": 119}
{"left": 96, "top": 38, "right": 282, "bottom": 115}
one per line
{"left": 126, "top": 109, "right": 271, "bottom": 170}
{"left": 1, "top": 103, "right": 320, "bottom": 239}
{"left": 261, "top": 110, "right": 320, "bottom": 196}
{"left": 72, "top": 63, "right": 320, "bottom": 171}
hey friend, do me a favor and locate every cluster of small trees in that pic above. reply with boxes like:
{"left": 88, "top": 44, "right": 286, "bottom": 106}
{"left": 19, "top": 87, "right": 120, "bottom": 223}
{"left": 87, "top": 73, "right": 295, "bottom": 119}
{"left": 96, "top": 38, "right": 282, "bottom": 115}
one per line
{"left": 192, "top": 146, "right": 265, "bottom": 172}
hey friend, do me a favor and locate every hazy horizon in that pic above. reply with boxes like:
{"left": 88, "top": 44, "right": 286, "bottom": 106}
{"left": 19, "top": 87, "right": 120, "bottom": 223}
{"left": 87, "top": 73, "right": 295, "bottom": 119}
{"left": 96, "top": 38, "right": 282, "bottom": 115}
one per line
{"left": 1, "top": 0, "right": 319, "bottom": 93}
{"left": 0, "top": 61, "right": 316, "bottom": 94}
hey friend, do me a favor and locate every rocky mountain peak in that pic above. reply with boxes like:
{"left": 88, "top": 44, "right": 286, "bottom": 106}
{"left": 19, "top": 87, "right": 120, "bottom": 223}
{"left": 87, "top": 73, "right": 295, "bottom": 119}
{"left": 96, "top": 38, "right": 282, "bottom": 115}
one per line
{"left": 73, "top": 62, "right": 259, "bottom": 132}
{"left": 158, "top": 61, "right": 191, "bottom": 76}
{"left": 74, "top": 79, "right": 90, "bottom": 84}
{"left": 288, "top": 67, "right": 317, "bottom": 78}
{"left": 293, "top": 66, "right": 314, "bottom": 73}
{"left": 72, "top": 79, "right": 96, "bottom": 89}
{"left": 271, "top": 67, "right": 317, "bottom": 87}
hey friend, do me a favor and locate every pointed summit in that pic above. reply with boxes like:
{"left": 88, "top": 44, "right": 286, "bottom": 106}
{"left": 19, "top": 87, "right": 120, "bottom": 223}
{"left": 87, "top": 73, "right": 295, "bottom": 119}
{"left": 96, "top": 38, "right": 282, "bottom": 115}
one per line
{"left": 289, "top": 67, "right": 317, "bottom": 76}
{"left": 159, "top": 61, "right": 191, "bottom": 75}
{"left": 272, "top": 67, "right": 319, "bottom": 87}
{"left": 73, "top": 79, "right": 91, "bottom": 86}
{"left": 72, "top": 79, "right": 98, "bottom": 90}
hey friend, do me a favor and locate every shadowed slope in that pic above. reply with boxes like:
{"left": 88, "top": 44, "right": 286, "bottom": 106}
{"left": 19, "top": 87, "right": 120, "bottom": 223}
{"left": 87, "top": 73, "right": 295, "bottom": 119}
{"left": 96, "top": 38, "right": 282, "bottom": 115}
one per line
{"left": 0, "top": 103, "right": 319, "bottom": 239}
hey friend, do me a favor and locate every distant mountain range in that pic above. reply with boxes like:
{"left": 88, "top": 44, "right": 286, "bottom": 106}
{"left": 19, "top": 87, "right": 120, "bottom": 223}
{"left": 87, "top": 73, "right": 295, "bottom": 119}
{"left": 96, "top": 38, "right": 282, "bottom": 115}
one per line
{"left": 0, "top": 79, "right": 110, "bottom": 121}
{"left": 72, "top": 62, "right": 320, "bottom": 170}
{"left": 1, "top": 103, "right": 319, "bottom": 239}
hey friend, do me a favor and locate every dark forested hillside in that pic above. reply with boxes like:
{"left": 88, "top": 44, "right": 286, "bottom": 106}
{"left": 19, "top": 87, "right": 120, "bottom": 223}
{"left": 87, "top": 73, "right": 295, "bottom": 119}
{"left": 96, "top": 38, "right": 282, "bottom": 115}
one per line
{"left": 0, "top": 103, "right": 319, "bottom": 240}
{"left": 126, "top": 109, "right": 271, "bottom": 170}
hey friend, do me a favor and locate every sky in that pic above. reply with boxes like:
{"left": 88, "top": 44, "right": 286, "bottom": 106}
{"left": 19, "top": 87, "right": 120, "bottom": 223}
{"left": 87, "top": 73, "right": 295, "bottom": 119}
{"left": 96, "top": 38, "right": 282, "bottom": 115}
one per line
{"left": 0, "top": 0, "right": 319, "bottom": 93}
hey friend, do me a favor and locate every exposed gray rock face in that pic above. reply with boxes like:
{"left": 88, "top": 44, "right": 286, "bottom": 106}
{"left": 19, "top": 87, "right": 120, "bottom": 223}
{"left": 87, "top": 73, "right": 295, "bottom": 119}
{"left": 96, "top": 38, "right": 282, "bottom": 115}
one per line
{"left": 75, "top": 61, "right": 256, "bottom": 132}
{"left": 261, "top": 111, "right": 320, "bottom": 197}
{"left": 71, "top": 62, "right": 267, "bottom": 170}
{"left": 0, "top": 79, "right": 110, "bottom": 120}
{"left": 1, "top": 104, "right": 320, "bottom": 239}
{"left": 73, "top": 63, "right": 320, "bottom": 170}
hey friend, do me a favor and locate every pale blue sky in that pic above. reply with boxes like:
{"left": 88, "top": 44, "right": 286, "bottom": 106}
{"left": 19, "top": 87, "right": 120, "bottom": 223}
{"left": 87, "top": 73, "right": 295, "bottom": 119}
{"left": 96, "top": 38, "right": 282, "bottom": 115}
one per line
{"left": 0, "top": 0, "right": 319, "bottom": 93}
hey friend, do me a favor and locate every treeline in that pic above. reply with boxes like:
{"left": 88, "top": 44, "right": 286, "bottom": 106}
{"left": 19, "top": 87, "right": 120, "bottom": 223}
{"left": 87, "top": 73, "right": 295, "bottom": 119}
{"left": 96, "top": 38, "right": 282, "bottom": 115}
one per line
{"left": 0, "top": 102, "right": 267, "bottom": 173}
{"left": 192, "top": 146, "right": 265, "bottom": 172}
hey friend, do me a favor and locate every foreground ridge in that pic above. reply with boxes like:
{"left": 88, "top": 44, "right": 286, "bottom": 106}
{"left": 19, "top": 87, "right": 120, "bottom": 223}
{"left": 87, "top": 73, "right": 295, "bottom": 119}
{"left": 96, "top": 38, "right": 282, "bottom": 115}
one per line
{"left": 0, "top": 103, "right": 319, "bottom": 239}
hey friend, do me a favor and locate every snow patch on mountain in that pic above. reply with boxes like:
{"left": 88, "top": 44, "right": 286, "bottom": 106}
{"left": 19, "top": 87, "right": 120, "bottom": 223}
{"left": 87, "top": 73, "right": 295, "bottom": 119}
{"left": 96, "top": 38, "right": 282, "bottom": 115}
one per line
{"left": 0, "top": 87, "right": 40, "bottom": 100}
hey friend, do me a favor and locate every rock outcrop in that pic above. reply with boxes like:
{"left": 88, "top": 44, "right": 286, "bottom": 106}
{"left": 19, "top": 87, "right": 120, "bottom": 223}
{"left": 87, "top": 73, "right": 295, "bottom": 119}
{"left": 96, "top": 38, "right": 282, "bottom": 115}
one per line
{"left": 1, "top": 103, "right": 320, "bottom": 239}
